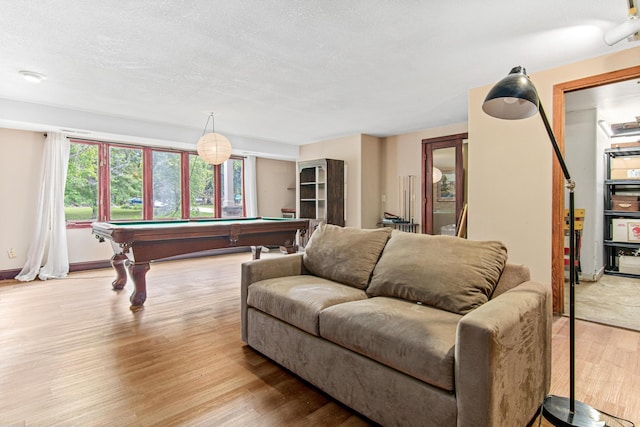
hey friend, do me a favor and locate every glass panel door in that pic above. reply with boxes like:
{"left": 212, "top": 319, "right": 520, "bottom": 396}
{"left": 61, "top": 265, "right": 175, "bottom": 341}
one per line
{"left": 431, "top": 146, "right": 457, "bottom": 235}
{"left": 422, "top": 134, "right": 466, "bottom": 235}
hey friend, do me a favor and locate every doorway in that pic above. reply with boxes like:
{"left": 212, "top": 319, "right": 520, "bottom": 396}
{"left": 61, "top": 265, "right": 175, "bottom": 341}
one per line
{"left": 552, "top": 65, "right": 640, "bottom": 320}
{"left": 421, "top": 133, "right": 468, "bottom": 235}
{"left": 563, "top": 77, "right": 640, "bottom": 331}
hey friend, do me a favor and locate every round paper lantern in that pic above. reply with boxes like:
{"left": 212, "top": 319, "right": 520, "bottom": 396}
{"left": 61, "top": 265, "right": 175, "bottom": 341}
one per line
{"left": 197, "top": 132, "right": 232, "bottom": 165}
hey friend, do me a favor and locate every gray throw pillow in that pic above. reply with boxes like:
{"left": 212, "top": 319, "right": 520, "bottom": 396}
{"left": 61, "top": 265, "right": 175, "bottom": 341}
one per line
{"left": 367, "top": 232, "right": 508, "bottom": 314}
{"left": 303, "top": 224, "right": 392, "bottom": 289}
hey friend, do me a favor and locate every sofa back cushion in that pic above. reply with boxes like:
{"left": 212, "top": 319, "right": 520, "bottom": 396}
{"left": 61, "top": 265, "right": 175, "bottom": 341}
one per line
{"left": 303, "top": 224, "right": 392, "bottom": 289}
{"left": 367, "top": 232, "right": 508, "bottom": 314}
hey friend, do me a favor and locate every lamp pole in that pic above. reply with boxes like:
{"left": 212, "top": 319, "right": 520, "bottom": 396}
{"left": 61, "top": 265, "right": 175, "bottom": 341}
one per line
{"left": 483, "top": 66, "right": 607, "bottom": 426}
{"left": 538, "top": 103, "right": 577, "bottom": 414}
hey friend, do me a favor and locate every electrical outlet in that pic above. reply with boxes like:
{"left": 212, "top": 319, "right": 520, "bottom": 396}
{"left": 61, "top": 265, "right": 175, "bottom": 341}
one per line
{"left": 7, "top": 248, "right": 16, "bottom": 259}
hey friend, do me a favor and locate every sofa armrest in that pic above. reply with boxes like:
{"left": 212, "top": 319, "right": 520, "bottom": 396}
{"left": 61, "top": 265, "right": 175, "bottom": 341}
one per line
{"left": 455, "top": 281, "right": 551, "bottom": 427}
{"left": 241, "top": 253, "right": 306, "bottom": 342}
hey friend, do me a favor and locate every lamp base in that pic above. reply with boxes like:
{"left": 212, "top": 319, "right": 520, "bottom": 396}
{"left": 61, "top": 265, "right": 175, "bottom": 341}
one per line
{"left": 542, "top": 395, "right": 605, "bottom": 427}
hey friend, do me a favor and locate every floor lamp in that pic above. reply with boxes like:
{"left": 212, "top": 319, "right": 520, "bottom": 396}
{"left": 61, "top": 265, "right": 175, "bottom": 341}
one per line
{"left": 482, "top": 66, "right": 604, "bottom": 426}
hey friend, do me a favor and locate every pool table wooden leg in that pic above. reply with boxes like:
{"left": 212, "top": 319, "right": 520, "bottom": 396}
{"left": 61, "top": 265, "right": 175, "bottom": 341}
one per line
{"left": 127, "top": 262, "right": 150, "bottom": 311}
{"left": 110, "top": 253, "right": 129, "bottom": 290}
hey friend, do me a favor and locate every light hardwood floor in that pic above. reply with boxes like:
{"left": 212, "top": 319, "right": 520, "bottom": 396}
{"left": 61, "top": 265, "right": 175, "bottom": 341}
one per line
{"left": 1, "top": 253, "right": 638, "bottom": 426}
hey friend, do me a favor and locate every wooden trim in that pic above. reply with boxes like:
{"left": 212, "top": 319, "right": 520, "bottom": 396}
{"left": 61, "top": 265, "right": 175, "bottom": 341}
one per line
{"left": 214, "top": 164, "right": 222, "bottom": 217}
{"left": 0, "top": 269, "right": 22, "bottom": 281}
{"left": 551, "top": 88, "right": 566, "bottom": 314}
{"left": 421, "top": 133, "right": 468, "bottom": 234}
{"left": 99, "top": 142, "right": 109, "bottom": 221}
{"left": 181, "top": 151, "right": 190, "bottom": 219}
{"left": 1, "top": 261, "right": 112, "bottom": 280}
{"left": 551, "top": 65, "right": 640, "bottom": 314}
{"left": 420, "top": 132, "right": 468, "bottom": 144}
{"left": 69, "top": 260, "right": 112, "bottom": 272}
{"left": 143, "top": 148, "right": 153, "bottom": 219}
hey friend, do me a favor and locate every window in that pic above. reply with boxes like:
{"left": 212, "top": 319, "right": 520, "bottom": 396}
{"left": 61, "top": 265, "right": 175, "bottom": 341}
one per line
{"left": 64, "top": 139, "right": 244, "bottom": 225}
{"left": 64, "top": 142, "right": 99, "bottom": 221}
{"left": 188, "top": 154, "right": 214, "bottom": 218}
{"left": 109, "top": 146, "right": 143, "bottom": 220}
{"left": 152, "top": 150, "right": 181, "bottom": 219}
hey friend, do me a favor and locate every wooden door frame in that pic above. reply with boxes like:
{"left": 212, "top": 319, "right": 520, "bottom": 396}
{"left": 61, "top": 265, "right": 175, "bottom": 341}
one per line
{"left": 421, "top": 133, "right": 467, "bottom": 234}
{"left": 551, "top": 65, "right": 640, "bottom": 314}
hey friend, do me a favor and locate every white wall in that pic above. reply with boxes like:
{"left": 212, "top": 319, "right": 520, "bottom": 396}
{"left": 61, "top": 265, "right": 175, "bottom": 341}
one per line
{"left": 468, "top": 46, "right": 640, "bottom": 284}
{"left": 0, "top": 99, "right": 299, "bottom": 161}
{"left": 67, "top": 228, "right": 114, "bottom": 263}
{"left": 565, "top": 108, "right": 600, "bottom": 279}
{"left": 594, "top": 112, "right": 608, "bottom": 278}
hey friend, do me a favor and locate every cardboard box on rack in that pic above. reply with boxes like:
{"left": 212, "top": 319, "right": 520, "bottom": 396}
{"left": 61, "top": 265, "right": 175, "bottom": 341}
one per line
{"left": 619, "top": 255, "right": 640, "bottom": 275}
{"left": 611, "top": 195, "right": 640, "bottom": 201}
{"left": 611, "top": 157, "right": 640, "bottom": 169}
{"left": 611, "top": 199, "right": 640, "bottom": 211}
{"left": 612, "top": 218, "right": 639, "bottom": 242}
{"left": 611, "top": 168, "right": 640, "bottom": 179}
{"left": 629, "top": 222, "right": 640, "bottom": 241}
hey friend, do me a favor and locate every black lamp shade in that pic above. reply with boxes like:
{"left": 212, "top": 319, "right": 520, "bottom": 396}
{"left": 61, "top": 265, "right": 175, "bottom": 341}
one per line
{"left": 482, "top": 66, "right": 540, "bottom": 120}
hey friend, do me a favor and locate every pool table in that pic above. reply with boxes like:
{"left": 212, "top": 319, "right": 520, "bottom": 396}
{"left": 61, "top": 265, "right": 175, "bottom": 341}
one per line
{"left": 92, "top": 217, "right": 309, "bottom": 311}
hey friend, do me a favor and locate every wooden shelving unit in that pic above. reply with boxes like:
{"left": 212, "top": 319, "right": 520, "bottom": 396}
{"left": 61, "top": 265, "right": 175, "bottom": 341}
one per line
{"left": 297, "top": 159, "right": 345, "bottom": 227}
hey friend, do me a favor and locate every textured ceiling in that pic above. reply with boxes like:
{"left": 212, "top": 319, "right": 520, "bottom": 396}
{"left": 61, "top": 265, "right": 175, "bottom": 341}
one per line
{"left": 0, "top": 0, "right": 637, "bottom": 150}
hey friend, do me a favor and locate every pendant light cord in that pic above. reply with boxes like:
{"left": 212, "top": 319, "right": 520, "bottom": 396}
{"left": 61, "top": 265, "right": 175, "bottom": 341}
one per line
{"left": 201, "top": 112, "right": 215, "bottom": 135}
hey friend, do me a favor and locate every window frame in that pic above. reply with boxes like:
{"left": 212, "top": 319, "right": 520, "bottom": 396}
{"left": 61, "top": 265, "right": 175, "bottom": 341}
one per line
{"left": 65, "top": 138, "right": 245, "bottom": 228}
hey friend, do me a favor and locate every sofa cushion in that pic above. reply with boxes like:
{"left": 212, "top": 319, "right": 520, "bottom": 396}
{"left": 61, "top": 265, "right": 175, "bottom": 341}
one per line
{"left": 367, "top": 232, "right": 508, "bottom": 315}
{"left": 319, "top": 297, "right": 461, "bottom": 391}
{"left": 303, "top": 224, "right": 392, "bottom": 289}
{"left": 247, "top": 275, "right": 368, "bottom": 336}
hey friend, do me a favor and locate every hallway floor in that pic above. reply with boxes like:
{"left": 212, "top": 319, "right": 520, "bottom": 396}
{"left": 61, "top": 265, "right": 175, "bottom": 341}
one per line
{"left": 565, "top": 274, "right": 640, "bottom": 331}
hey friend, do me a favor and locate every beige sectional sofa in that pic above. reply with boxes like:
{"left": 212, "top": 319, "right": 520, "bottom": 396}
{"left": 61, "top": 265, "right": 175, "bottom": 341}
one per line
{"left": 241, "top": 224, "right": 551, "bottom": 426}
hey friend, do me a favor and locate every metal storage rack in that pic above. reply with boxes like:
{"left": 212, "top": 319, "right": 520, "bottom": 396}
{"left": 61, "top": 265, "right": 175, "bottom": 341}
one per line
{"left": 604, "top": 146, "right": 640, "bottom": 277}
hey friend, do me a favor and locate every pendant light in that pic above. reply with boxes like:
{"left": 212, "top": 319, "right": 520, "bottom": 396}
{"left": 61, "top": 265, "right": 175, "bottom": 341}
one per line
{"left": 197, "top": 113, "right": 232, "bottom": 165}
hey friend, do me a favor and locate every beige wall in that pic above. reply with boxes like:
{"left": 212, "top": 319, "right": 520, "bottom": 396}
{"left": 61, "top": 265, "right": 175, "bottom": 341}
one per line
{"left": 0, "top": 128, "right": 45, "bottom": 270}
{"left": 382, "top": 123, "right": 468, "bottom": 233}
{"left": 255, "top": 158, "right": 296, "bottom": 217}
{"left": 468, "top": 46, "right": 640, "bottom": 284}
{"left": 0, "top": 128, "right": 124, "bottom": 272}
{"left": 298, "top": 134, "right": 385, "bottom": 228}
{"left": 360, "top": 135, "right": 382, "bottom": 228}
{"left": 299, "top": 134, "right": 362, "bottom": 227}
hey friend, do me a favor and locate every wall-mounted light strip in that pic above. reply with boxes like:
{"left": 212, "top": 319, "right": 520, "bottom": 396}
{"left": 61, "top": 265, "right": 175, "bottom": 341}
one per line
{"left": 598, "top": 119, "right": 640, "bottom": 137}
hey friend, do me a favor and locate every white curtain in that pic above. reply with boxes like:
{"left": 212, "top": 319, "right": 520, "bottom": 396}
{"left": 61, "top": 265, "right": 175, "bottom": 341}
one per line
{"left": 244, "top": 155, "right": 258, "bottom": 217}
{"left": 16, "top": 133, "right": 71, "bottom": 281}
